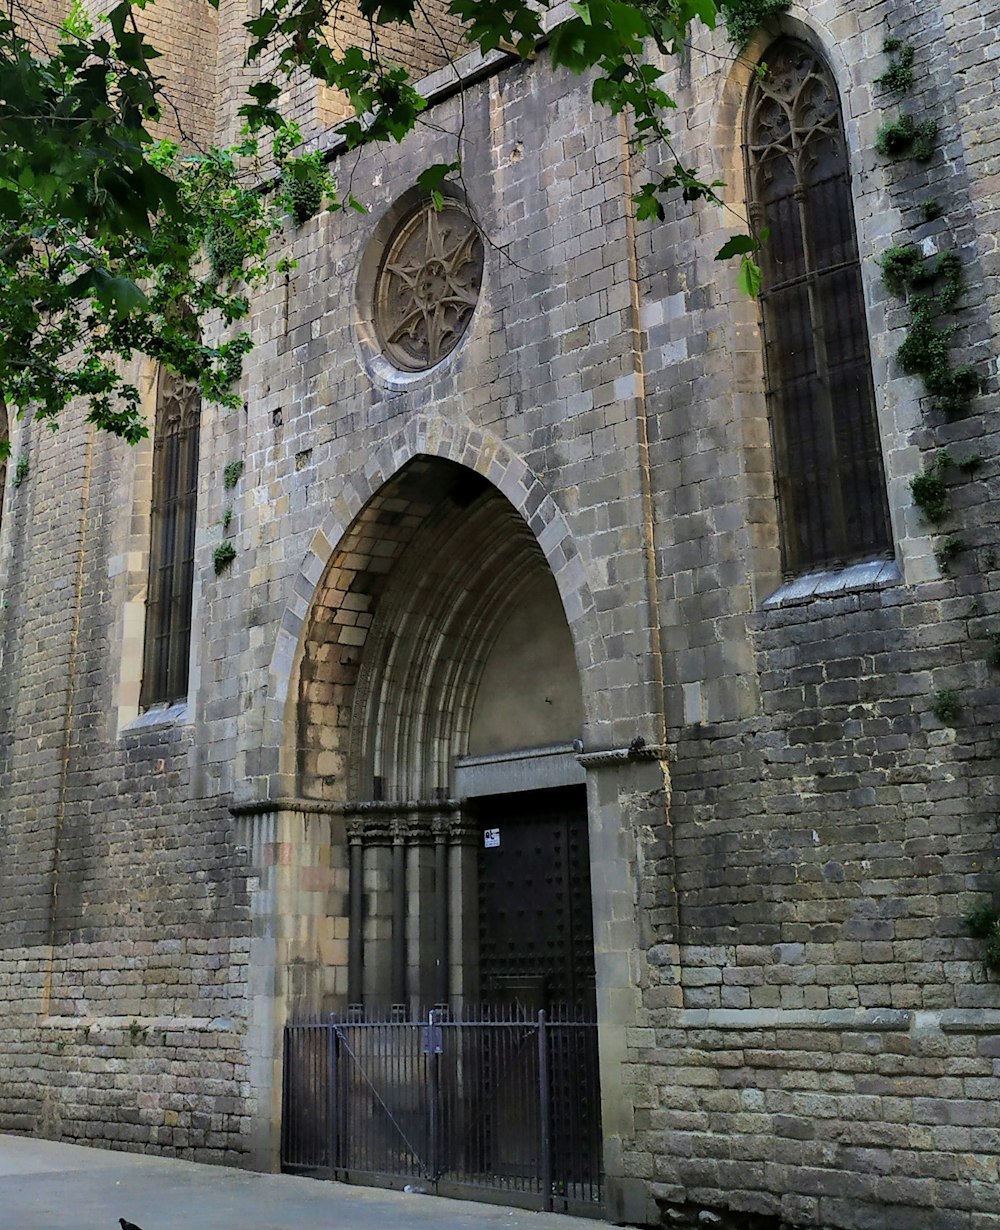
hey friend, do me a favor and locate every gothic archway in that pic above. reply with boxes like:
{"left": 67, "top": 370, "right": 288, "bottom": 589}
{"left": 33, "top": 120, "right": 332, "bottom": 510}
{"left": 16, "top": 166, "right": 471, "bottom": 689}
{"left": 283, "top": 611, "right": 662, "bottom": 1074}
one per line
{"left": 295, "top": 454, "right": 594, "bottom": 1012}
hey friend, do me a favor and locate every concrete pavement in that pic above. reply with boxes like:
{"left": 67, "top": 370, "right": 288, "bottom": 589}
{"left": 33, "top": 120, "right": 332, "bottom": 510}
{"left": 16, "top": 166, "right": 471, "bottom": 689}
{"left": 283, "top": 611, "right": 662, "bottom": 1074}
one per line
{"left": 0, "top": 1135, "right": 605, "bottom": 1230}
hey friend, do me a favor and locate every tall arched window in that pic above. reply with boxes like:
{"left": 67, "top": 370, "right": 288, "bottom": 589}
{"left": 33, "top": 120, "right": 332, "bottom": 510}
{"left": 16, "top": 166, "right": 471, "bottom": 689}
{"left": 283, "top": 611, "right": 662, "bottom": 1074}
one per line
{"left": 745, "top": 39, "right": 892, "bottom": 577}
{"left": 140, "top": 368, "right": 200, "bottom": 707}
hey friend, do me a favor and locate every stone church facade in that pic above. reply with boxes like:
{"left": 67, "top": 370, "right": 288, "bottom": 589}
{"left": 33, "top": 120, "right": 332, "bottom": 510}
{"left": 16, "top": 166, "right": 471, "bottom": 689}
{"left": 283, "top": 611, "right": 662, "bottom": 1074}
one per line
{"left": 1, "top": 2, "right": 999, "bottom": 1228}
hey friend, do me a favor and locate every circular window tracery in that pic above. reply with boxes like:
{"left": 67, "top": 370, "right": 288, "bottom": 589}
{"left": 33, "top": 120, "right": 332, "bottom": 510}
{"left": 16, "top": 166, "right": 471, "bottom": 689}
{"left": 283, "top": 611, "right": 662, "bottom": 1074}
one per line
{"left": 372, "top": 199, "right": 484, "bottom": 372}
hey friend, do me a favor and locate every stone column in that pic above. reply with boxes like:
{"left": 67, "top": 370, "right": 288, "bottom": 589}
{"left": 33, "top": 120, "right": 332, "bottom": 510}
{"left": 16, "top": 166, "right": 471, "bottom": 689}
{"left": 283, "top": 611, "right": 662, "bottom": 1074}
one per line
{"left": 404, "top": 816, "right": 437, "bottom": 1009}
{"left": 390, "top": 819, "right": 408, "bottom": 1004}
{"left": 346, "top": 819, "right": 364, "bottom": 1006}
{"left": 448, "top": 814, "right": 481, "bottom": 1005}
{"left": 432, "top": 815, "right": 451, "bottom": 1005}
{"left": 362, "top": 819, "right": 393, "bottom": 1004}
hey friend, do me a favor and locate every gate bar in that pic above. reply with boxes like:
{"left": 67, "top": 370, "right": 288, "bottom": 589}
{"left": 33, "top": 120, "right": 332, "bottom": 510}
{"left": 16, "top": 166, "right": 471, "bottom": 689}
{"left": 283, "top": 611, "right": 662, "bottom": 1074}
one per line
{"left": 327, "top": 1016, "right": 339, "bottom": 1176}
{"left": 427, "top": 1008, "right": 440, "bottom": 1181}
{"left": 537, "top": 1010, "right": 552, "bottom": 1211}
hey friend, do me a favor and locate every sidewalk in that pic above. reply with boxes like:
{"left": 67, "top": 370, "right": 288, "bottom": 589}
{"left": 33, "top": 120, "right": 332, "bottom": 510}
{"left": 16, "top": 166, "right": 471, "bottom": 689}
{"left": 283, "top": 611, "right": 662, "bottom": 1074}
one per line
{"left": 0, "top": 1135, "right": 604, "bottom": 1230}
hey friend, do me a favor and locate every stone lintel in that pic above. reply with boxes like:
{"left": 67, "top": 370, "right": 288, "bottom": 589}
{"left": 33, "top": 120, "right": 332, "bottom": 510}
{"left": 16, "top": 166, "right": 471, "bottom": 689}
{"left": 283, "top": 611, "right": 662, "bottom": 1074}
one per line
{"left": 577, "top": 744, "right": 668, "bottom": 768}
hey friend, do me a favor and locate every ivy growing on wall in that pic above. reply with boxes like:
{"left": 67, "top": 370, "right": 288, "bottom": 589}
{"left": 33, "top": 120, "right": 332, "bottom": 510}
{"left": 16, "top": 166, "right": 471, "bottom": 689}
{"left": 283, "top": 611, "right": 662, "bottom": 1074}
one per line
{"left": 213, "top": 541, "right": 236, "bottom": 574}
{"left": 880, "top": 245, "right": 980, "bottom": 417}
{"left": 876, "top": 39, "right": 997, "bottom": 974}
{"left": 875, "top": 113, "right": 938, "bottom": 162}
{"left": 274, "top": 122, "right": 336, "bottom": 227}
{"left": 718, "top": 0, "right": 791, "bottom": 49}
{"left": 875, "top": 39, "right": 915, "bottom": 94}
{"left": 964, "top": 905, "right": 1000, "bottom": 975}
{"left": 875, "top": 39, "right": 983, "bottom": 573}
{"left": 214, "top": 458, "right": 244, "bottom": 574}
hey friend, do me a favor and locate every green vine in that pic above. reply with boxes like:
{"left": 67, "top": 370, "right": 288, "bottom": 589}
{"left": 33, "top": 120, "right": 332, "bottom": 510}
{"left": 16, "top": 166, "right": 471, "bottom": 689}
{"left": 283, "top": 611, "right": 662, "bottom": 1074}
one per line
{"left": 875, "top": 40, "right": 915, "bottom": 94}
{"left": 281, "top": 155, "right": 330, "bottom": 225}
{"left": 934, "top": 534, "right": 965, "bottom": 574}
{"left": 875, "top": 113, "right": 938, "bottom": 162}
{"left": 223, "top": 459, "right": 244, "bottom": 489}
{"left": 909, "top": 449, "right": 952, "bottom": 524}
{"left": 12, "top": 455, "right": 28, "bottom": 488}
{"left": 963, "top": 904, "right": 1000, "bottom": 974}
{"left": 717, "top": 0, "right": 791, "bottom": 49}
{"left": 274, "top": 122, "right": 335, "bottom": 226}
{"left": 876, "top": 35, "right": 986, "bottom": 613}
{"left": 930, "top": 688, "right": 960, "bottom": 724}
{"left": 213, "top": 540, "right": 237, "bottom": 574}
{"left": 879, "top": 245, "right": 979, "bottom": 417}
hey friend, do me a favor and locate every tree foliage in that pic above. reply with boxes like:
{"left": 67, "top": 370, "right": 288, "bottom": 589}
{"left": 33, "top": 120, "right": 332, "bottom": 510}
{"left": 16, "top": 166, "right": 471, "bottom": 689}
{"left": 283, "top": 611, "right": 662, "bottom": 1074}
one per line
{"left": 0, "top": 0, "right": 770, "bottom": 456}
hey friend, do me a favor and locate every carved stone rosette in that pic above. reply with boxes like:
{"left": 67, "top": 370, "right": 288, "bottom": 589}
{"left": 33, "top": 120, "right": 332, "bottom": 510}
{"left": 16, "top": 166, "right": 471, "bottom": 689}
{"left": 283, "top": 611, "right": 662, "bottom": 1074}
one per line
{"left": 373, "top": 200, "right": 484, "bottom": 371}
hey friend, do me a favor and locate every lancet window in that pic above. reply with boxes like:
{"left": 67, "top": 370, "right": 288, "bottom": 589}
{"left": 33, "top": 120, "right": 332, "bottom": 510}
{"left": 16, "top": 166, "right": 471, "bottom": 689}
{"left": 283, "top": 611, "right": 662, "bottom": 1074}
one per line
{"left": 140, "top": 368, "right": 200, "bottom": 707}
{"left": 745, "top": 38, "right": 893, "bottom": 576}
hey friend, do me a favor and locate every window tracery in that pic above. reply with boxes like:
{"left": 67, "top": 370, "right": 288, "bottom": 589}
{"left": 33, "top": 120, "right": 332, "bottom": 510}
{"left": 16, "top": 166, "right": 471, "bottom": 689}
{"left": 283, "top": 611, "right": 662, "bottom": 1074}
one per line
{"left": 373, "top": 199, "right": 484, "bottom": 372}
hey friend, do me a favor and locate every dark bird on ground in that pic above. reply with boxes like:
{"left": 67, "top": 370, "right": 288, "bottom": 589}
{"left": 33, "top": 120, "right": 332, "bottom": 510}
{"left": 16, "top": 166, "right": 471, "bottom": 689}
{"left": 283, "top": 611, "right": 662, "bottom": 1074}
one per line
{"left": 119, "top": 1219, "right": 144, "bottom": 1230}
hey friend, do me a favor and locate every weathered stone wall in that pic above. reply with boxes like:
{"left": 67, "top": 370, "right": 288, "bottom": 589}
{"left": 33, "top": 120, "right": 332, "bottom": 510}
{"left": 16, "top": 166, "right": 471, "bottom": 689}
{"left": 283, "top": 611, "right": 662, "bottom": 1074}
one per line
{"left": 612, "top": 1, "right": 1000, "bottom": 1225}
{"left": 0, "top": 380, "right": 256, "bottom": 1158}
{"left": 0, "top": 0, "right": 998, "bottom": 1223}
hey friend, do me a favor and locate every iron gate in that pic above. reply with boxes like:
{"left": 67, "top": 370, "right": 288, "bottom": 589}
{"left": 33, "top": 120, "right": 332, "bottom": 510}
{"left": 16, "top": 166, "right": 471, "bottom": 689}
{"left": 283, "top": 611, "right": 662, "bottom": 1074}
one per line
{"left": 281, "top": 1008, "right": 604, "bottom": 1215}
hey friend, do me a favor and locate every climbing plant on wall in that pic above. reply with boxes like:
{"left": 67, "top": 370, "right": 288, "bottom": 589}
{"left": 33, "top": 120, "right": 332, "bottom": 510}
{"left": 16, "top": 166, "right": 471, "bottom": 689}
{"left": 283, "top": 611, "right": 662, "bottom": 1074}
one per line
{"left": 875, "top": 38, "right": 984, "bottom": 569}
{"left": 875, "top": 38, "right": 999, "bottom": 969}
{"left": 717, "top": 0, "right": 790, "bottom": 49}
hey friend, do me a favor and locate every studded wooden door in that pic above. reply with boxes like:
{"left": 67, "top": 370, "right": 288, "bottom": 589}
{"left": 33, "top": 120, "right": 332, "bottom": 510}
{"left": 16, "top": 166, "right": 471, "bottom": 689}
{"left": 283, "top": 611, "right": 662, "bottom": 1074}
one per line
{"left": 475, "top": 786, "right": 595, "bottom": 1014}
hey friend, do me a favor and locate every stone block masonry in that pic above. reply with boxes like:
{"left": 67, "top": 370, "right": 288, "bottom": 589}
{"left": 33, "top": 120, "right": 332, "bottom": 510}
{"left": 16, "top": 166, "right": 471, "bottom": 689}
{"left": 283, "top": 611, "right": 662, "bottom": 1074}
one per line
{"left": 0, "top": 1, "right": 998, "bottom": 1226}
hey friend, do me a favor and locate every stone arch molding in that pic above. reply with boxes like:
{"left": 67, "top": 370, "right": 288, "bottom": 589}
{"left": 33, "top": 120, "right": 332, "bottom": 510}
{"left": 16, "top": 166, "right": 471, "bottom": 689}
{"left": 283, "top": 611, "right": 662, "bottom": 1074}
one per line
{"left": 255, "top": 413, "right": 601, "bottom": 800}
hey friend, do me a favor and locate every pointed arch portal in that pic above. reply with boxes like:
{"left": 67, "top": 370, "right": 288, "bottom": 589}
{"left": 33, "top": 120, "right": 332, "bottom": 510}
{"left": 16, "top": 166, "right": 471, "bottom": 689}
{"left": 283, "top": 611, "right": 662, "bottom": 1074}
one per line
{"left": 293, "top": 455, "right": 596, "bottom": 1014}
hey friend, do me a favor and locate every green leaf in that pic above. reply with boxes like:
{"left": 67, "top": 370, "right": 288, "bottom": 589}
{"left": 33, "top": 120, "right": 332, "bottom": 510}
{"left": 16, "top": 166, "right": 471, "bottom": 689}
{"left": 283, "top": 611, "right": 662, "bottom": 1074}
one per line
{"left": 92, "top": 270, "right": 149, "bottom": 316}
{"left": 416, "top": 161, "right": 460, "bottom": 193}
{"left": 737, "top": 255, "right": 762, "bottom": 298}
{"left": 107, "top": 1, "right": 130, "bottom": 41}
{"left": 0, "top": 188, "right": 20, "bottom": 219}
{"left": 358, "top": 0, "right": 416, "bottom": 21}
{"left": 683, "top": 0, "right": 718, "bottom": 26}
{"left": 633, "top": 183, "right": 664, "bottom": 222}
{"left": 245, "top": 13, "right": 279, "bottom": 38}
{"left": 716, "top": 233, "right": 756, "bottom": 260}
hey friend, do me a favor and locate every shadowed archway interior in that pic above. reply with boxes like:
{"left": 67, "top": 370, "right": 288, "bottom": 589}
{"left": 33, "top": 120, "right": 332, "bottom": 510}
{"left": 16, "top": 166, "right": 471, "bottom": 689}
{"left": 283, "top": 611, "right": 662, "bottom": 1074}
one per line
{"left": 296, "top": 454, "right": 583, "bottom": 804}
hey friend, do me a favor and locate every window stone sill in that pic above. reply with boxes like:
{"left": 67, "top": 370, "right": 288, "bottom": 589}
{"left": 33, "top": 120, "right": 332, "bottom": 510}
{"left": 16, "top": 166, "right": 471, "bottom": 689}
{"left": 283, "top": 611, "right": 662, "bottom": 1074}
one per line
{"left": 762, "top": 558, "right": 901, "bottom": 609}
{"left": 121, "top": 700, "right": 190, "bottom": 734}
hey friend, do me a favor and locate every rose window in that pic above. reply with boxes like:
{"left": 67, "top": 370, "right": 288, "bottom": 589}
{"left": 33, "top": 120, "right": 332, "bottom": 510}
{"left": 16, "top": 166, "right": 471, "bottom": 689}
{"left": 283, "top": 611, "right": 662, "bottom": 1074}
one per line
{"left": 373, "top": 200, "right": 484, "bottom": 371}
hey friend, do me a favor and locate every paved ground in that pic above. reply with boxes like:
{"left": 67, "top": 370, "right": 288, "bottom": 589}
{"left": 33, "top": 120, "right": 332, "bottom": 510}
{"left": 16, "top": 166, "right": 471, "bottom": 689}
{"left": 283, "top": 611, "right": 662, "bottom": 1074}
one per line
{"left": 0, "top": 1135, "right": 603, "bottom": 1230}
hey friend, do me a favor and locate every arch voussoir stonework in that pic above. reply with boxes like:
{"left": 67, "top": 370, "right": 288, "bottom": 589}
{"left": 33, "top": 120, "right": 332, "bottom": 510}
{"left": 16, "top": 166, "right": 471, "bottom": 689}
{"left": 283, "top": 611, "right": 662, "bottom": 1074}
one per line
{"left": 254, "top": 413, "right": 599, "bottom": 802}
